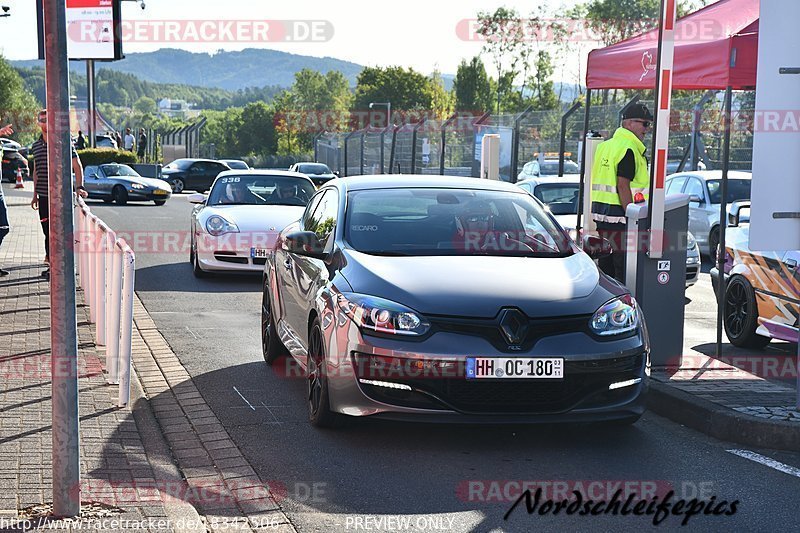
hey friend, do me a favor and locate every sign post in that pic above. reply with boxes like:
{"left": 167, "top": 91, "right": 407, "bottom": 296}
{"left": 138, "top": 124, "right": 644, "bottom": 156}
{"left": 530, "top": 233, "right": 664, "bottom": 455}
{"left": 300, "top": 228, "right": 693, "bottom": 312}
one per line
{"left": 43, "top": 0, "right": 81, "bottom": 518}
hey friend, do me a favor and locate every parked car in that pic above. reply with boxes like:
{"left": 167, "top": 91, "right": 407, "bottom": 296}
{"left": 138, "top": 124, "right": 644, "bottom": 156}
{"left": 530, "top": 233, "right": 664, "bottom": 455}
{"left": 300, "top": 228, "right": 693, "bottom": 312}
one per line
{"left": 188, "top": 170, "right": 316, "bottom": 276}
{"left": 262, "top": 174, "right": 650, "bottom": 427}
{"left": 1, "top": 148, "right": 29, "bottom": 183}
{"left": 0, "top": 137, "right": 22, "bottom": 151}
{"left": 220, "top": 159, "right": 250, "bottom": 170}
{"left": 288, "top": 162, "right": 338, "bottom": 187}
{"left": 665, "top": 171, "right": 752, "bottom": 257}
{"left": 517, "top": 158, "right": 580, "bottom": 181}
{"left": 161, "top": 158, "right": 230, "bottom": 193}
{"left": 84, "top": 163, "right": 172, "bottom": 205}
{"left": 711, "top": 202, "right": 799, "bottom": 348}
{"left": 515, "top": 175, "right": 700, "bottom": 288}
{"left": 95, "top": 135, "right": 118, "bottom": 149}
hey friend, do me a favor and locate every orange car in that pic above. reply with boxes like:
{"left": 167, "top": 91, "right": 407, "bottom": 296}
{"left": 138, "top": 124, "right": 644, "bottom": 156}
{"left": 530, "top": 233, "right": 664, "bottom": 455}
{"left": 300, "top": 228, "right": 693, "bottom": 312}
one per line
{"left": 711, "top": 202, "right": 800, "bottom": 348}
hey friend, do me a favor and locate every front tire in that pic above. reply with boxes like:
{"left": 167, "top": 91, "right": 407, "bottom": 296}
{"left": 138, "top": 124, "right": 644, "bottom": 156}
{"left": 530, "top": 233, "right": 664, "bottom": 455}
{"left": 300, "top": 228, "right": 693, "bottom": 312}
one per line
{"left": 724, "top": 276, "right": 770, "bottom": 348}
{"left": 154, "top": 199, "right": 166, "bottom": 206}
{"left": 307, "top": 318, "right": 344, "bottom": 428}
{"left": 170, "top": 178, "right": 185, "bottom": 194}
{"left": 192, "top": 243, "right": 208, "bottom": 278}
{"left": 261, "top": 281, "right": 288, "bottom": 365}
{"left": 708, "top": 227, "right": 720, "bottom": 259}
{"left": 112, "top": 185, "right": 128, "bottom": 206}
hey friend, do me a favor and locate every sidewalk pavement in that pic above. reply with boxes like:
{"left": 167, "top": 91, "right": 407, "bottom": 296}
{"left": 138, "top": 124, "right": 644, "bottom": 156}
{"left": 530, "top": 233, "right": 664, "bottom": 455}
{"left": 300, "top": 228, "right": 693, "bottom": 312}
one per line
{"left": 0, "top": 183, "right": 296, "bottom": 532}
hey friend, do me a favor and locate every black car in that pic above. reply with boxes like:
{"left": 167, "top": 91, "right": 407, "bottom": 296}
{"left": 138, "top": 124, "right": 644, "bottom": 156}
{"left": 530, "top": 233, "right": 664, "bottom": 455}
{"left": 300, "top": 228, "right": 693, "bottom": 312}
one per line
{"left": 289, "top": 162, "right": 338, "bottom": 188}
{"left": 161, "top": 158, "right": 230, "bottom": 193}
{"left": 2, "top": 149, "right": 29, "bottom": 183}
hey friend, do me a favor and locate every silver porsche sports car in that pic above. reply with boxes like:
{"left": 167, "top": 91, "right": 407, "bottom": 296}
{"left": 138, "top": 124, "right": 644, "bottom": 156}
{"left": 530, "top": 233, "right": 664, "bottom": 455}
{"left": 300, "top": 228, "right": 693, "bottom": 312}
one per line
{"left": 262, "top": 175, "right": 650, "bottom": 427}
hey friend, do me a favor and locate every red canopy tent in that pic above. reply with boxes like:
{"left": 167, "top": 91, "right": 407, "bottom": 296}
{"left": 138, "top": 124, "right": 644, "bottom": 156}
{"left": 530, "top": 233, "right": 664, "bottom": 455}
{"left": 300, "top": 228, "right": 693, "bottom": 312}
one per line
{"left": 586, "top": 0, "right": 759, "bottom": 90}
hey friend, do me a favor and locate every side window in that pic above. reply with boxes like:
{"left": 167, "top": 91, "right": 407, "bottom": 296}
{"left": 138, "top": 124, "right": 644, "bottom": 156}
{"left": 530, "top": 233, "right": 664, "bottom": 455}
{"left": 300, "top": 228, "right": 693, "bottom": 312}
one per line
{"left": 211, "top": 163, "right": 226, "bottom": 175}
{"left": 307, "top": 190, "right": 339, "bottom": 249}
{"left": 85, "top": 165, "right": 99, "bottom": 178}
{"left": 302, "top": 192, "right": 326, "bottom": 232}
{"left": 190, "top": 163, "right": 204, "bottom": 174}
{"left": 684, "top": 178, "right": 704, "bottom": 201}
{"left": 666, "top": 177, "right": 687, "bottom": 195}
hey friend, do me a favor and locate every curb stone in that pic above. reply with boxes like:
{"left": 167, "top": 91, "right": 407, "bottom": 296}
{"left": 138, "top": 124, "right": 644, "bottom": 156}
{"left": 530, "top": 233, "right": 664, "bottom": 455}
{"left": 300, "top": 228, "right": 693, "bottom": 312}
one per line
{"left": 648, "top": 381, "right": 800, "bottom": 451}
{"left": 130, "top": 294, "right": 298, "bottom": 533}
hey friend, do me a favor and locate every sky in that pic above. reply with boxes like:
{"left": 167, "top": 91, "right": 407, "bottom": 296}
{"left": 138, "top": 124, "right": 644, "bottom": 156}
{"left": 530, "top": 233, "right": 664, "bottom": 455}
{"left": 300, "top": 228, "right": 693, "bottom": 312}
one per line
{"left": 0, "top": 0, "right": 594, "bottom": 80}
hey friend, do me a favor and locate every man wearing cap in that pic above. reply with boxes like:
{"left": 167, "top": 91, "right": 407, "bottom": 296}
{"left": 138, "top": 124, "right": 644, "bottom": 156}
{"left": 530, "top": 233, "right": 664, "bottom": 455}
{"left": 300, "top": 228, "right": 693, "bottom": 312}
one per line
{"left": 590, "top": 103, "right": 653, "bottom": 282}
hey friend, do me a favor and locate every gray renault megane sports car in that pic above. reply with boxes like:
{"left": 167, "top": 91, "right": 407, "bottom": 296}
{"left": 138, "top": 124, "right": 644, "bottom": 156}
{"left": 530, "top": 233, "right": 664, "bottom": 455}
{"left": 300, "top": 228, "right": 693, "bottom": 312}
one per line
{"left": 261, "top": 175, "right": 650, "bottom": 428}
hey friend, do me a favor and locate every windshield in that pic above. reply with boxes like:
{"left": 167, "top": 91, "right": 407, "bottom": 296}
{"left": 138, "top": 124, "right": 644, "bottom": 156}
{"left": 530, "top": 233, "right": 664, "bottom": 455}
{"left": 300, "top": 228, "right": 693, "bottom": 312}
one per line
{"left": 164, "top": 159, "right": 193, "bottom": 170}
{"left": 207, "top": 175, "right": 315, "bottom": 207}
{"left": 100, "top": 164, "right": 139, "bottom": 177}
{"left": 346, "top": 188, "right": 572, "bottom": 257}
{"left": 707, "top": 179, "right": 751, "bottom": 204}
{"left": 298, "top": 163, "right": 331, "bottom": 175}
{"left": 539, "top": 161, "right": 579, "bottom": 175}
{"left": 534, "top": 184, "right": 580, "bottom": 215}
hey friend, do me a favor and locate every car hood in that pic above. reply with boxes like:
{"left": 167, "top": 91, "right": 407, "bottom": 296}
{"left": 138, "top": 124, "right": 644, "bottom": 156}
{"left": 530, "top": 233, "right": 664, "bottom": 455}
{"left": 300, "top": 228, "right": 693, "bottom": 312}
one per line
{"left": 340, "top": 250, "right": 616, "bottom": 318}
{"left": 124, "top": 176, "right": 171, "bottom": 190}
{"left": 201, "top": 205, "right": 303, "bottom": 233}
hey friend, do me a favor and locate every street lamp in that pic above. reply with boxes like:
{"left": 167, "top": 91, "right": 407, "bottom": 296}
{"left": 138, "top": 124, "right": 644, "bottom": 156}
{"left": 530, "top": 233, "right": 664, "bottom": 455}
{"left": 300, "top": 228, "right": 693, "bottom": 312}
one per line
{"left": 369, "top": 102, "right": 392, "bottom": 128}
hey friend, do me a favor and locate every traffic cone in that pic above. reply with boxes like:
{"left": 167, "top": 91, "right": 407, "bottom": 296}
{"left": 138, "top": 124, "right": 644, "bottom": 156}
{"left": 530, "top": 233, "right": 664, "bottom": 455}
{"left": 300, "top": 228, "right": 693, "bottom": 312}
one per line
{"left": 13, "top": 168, "right": 23, "bottom": 189}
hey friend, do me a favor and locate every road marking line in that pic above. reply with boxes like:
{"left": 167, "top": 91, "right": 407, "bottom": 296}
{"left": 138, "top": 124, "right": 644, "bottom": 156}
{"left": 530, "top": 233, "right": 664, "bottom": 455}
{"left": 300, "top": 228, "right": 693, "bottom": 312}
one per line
{"left": 233, "top": 386, "right": 255, "bottom": 411}
{"left": 726, "top": 449, "right": 800, "bottom": 478}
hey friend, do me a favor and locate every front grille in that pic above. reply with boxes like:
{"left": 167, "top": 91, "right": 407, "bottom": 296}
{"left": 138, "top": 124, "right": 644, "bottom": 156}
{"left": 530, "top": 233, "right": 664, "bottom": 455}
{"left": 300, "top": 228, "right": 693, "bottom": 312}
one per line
{"left": 429, "top": 314, "right": 593, "bottom": 352}
{"left": 355, "top": 353, "right": 645, "bottom": 414}
{"left": 253, "top": 258, "right": 267, "bottom": 266}
{"left": 214, "top": 253, "right": 248, "bottom": 264}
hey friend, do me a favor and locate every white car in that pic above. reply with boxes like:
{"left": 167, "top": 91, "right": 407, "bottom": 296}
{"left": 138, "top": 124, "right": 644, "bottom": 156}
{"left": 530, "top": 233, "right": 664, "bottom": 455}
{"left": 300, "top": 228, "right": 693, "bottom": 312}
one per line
{"left": 665, "top": 171, "right": 752, "bottom": 257}
{"left": 516, "top": 175, "right": 701, "bottom": 287}
{"left": 188, "top": 170, "right": 316, "bottom": 276}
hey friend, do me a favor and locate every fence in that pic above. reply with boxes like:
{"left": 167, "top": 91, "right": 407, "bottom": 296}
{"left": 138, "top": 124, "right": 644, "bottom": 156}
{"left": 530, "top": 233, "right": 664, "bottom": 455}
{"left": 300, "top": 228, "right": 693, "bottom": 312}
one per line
{"left": 160, "top": 118, "right": 208, "bottom": 162}
{"left": 313, "top": 91, "right": 756, "bottom": 180}
{"left": 75, "top": 197, "right": 136, "bottom": 407}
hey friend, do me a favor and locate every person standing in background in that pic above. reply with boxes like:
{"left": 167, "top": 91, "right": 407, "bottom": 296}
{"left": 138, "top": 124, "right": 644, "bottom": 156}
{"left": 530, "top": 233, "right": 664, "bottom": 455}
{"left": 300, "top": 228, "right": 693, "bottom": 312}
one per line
{"left": 137, "top": 128, "right": 147, "bottom": 160}
{"left": 0, "top": 122, "right": 15, "bottom": 276}
{"left": 75, "top": 130, "right": 87, "bottom": 150}
{"left": 30, "top": 110, "right": 88, "bottom": 280}
{"left": 124, "top": 127, "right": 135, "bottom": 152}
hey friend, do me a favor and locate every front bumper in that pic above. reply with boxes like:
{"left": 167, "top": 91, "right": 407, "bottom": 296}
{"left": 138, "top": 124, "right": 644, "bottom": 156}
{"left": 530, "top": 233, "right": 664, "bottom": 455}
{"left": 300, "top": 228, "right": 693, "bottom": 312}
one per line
{"left": 316, "top": 311, "right": 650, "bottom": 423}
{"left": 196, "top": 233, "right": 274, "bottom": 273}
{"left": 129, "top": 189, "right": 172, "bottom": 201}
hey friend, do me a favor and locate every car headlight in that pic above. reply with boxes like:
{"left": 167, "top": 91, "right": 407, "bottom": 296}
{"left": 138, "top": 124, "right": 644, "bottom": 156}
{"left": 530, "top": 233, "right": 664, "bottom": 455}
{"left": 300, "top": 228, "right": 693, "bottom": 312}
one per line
{"left": 130, "top": 183, "right": 145, "bottom": 190}
{"left": 590, "top": 295, "right": 639, "bottom": 337}
{"left": 687, "top": 232, "right": 697, "bottom": 250}
{"left": 206, "top": 215, "right": 239, "bottom": 236}
{"left": 337, "top": 292, "right": 430, "bottom": 336}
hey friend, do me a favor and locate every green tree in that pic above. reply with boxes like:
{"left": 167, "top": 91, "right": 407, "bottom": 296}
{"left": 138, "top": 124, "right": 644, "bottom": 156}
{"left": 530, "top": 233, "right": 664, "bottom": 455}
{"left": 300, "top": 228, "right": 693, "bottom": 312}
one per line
{"left": 236, "top": 101, "right": 277, "bottom": 156}
{"left": 132, "top": 96, "right": 157, "bottom": 115}
{"left": 476, "top": 7, "right": 525, "bottom": 114}
{"left": 0, "top": 56, "right": 41, "bottom": 144}
{"left": 453, "top": 57, "right": 494, "bottom": 113}
{"left": 529, "top": 51, "right": 559, "bottom": 110}
{"left": 353, "top": 66, "right": 438, "bottom": 121}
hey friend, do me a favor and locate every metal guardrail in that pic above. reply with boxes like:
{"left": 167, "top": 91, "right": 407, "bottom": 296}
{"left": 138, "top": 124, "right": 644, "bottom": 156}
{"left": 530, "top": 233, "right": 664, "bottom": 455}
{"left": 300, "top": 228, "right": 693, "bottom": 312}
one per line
{"left": 75, "top": 197, "right": 136, "bottom": 407}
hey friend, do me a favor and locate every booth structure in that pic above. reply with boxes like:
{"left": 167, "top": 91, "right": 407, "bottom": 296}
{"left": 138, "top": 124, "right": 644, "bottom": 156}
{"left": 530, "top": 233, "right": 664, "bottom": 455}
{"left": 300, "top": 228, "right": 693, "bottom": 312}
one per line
{"left": 580, "top": 0, "right": 760, "bottom": 364}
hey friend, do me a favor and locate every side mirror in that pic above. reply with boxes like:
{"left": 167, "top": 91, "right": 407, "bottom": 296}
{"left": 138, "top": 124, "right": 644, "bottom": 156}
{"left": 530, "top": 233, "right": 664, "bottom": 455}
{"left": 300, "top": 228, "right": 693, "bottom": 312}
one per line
{"left": 583, "top": 234, "right": 613, "bottom": 260}
{"left": 689, "top": 194, "right": 703, "bottom": 204}
{"left": 285, "top": 231, "right": 326, "bottom": 259}
{"left": 187, "top": 193, "right": 206, "bottom": 204}
{"left": 87, "top": 172, "right": 98, "bottom": 179}
{"left": 333, "top": 170, "right": 340, "bottom": 177}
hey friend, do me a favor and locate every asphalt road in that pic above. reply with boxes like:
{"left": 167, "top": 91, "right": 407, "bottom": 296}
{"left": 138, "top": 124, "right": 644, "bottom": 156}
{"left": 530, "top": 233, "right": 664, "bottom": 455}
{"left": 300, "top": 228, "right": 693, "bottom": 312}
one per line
{"left": 90, "top": 194, "right": 800, "bottom": 533}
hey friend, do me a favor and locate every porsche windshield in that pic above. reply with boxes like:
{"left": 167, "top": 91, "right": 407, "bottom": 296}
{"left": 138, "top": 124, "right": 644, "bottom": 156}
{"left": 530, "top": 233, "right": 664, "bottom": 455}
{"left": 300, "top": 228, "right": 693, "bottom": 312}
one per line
{"left": 208, "top": 175, "right": 315, "bottom": 206}
{"left": 346, "top": 188, "right": 572, "bottom": 257}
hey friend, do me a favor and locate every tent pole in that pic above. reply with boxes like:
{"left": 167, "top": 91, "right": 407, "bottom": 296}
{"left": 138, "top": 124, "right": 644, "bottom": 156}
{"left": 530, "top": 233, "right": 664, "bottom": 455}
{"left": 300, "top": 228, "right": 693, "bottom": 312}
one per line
{"left": 715, "top": 86, "right": 733, "bottom": 359}
{"left": 577, "top": 89, "right": 592, "bottom": 239}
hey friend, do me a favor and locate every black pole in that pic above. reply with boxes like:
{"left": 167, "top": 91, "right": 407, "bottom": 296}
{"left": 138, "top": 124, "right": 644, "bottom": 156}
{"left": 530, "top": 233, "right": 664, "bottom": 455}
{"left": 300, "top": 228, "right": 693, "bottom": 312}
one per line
{"left": 576, "top": 89, "right": 592, "bottom": 237}
{"left": 715, "top": 86, "right": 733, "bottom": 359}
{"left": 440, "top": 112, "right": 458, "bottom": 176}
{"left": 380, "top": 129, "right": 385, "bottom": 174}
{"left": 559, "top": 102, "right": 583, "bottom": 177}
{"left": 388, "top": 125, "right": 399, "bottom": 173}
{"left": 360, "top": 131, "right": 365, "bottom": 175}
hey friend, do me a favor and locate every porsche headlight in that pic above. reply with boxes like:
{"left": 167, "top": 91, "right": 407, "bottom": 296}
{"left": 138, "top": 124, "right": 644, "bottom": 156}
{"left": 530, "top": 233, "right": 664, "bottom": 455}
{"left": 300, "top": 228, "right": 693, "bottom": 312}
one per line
{"left": 590, "top": 295, "right": 639, "bottom": 336}
{"left": 337, "top": 292, "right": 430, "bottom": 336}
{"left": 206, "top": 215, "right": 239, "bottom": 236}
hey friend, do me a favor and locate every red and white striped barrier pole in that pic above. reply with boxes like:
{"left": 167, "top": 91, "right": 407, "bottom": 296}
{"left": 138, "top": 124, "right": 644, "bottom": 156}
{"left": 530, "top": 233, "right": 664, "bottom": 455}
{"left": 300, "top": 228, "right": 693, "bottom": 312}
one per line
{"left": 648, "top": 0, "right": 678, "bottom": 258}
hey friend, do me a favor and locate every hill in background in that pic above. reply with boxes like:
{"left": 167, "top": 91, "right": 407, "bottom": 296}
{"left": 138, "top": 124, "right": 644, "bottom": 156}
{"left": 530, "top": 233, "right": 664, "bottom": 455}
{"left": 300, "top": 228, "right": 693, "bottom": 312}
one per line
{"left": 11, "top": 48, "right": 365, "bottom": 91}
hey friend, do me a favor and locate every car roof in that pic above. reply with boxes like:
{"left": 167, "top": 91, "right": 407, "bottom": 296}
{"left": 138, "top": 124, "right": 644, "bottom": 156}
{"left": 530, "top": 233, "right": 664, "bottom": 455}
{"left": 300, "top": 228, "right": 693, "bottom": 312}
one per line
{"left": 516, "top": 175, "right": 582, "bottom": 186}
{"left": 327, "top": 174, "right": 526, "bottom": 193}
{"left": 215, "top": 169, "right": 313, "bottom": 182}
{"left": 667, "top": 170, "right": 752, "bottom": 180}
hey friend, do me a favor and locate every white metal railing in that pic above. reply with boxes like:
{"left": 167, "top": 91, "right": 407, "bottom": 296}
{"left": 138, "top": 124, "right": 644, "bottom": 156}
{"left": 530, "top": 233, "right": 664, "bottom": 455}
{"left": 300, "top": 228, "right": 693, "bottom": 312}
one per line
{"left": 75, "top": 197, "right": 136, "bottom": 407}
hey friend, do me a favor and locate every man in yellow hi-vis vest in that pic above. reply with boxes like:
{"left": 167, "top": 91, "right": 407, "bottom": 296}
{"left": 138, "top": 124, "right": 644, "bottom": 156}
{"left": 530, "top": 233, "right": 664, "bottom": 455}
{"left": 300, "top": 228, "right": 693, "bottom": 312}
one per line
{"left": 590, "top": 103, "right": 654, "bottom": 282}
